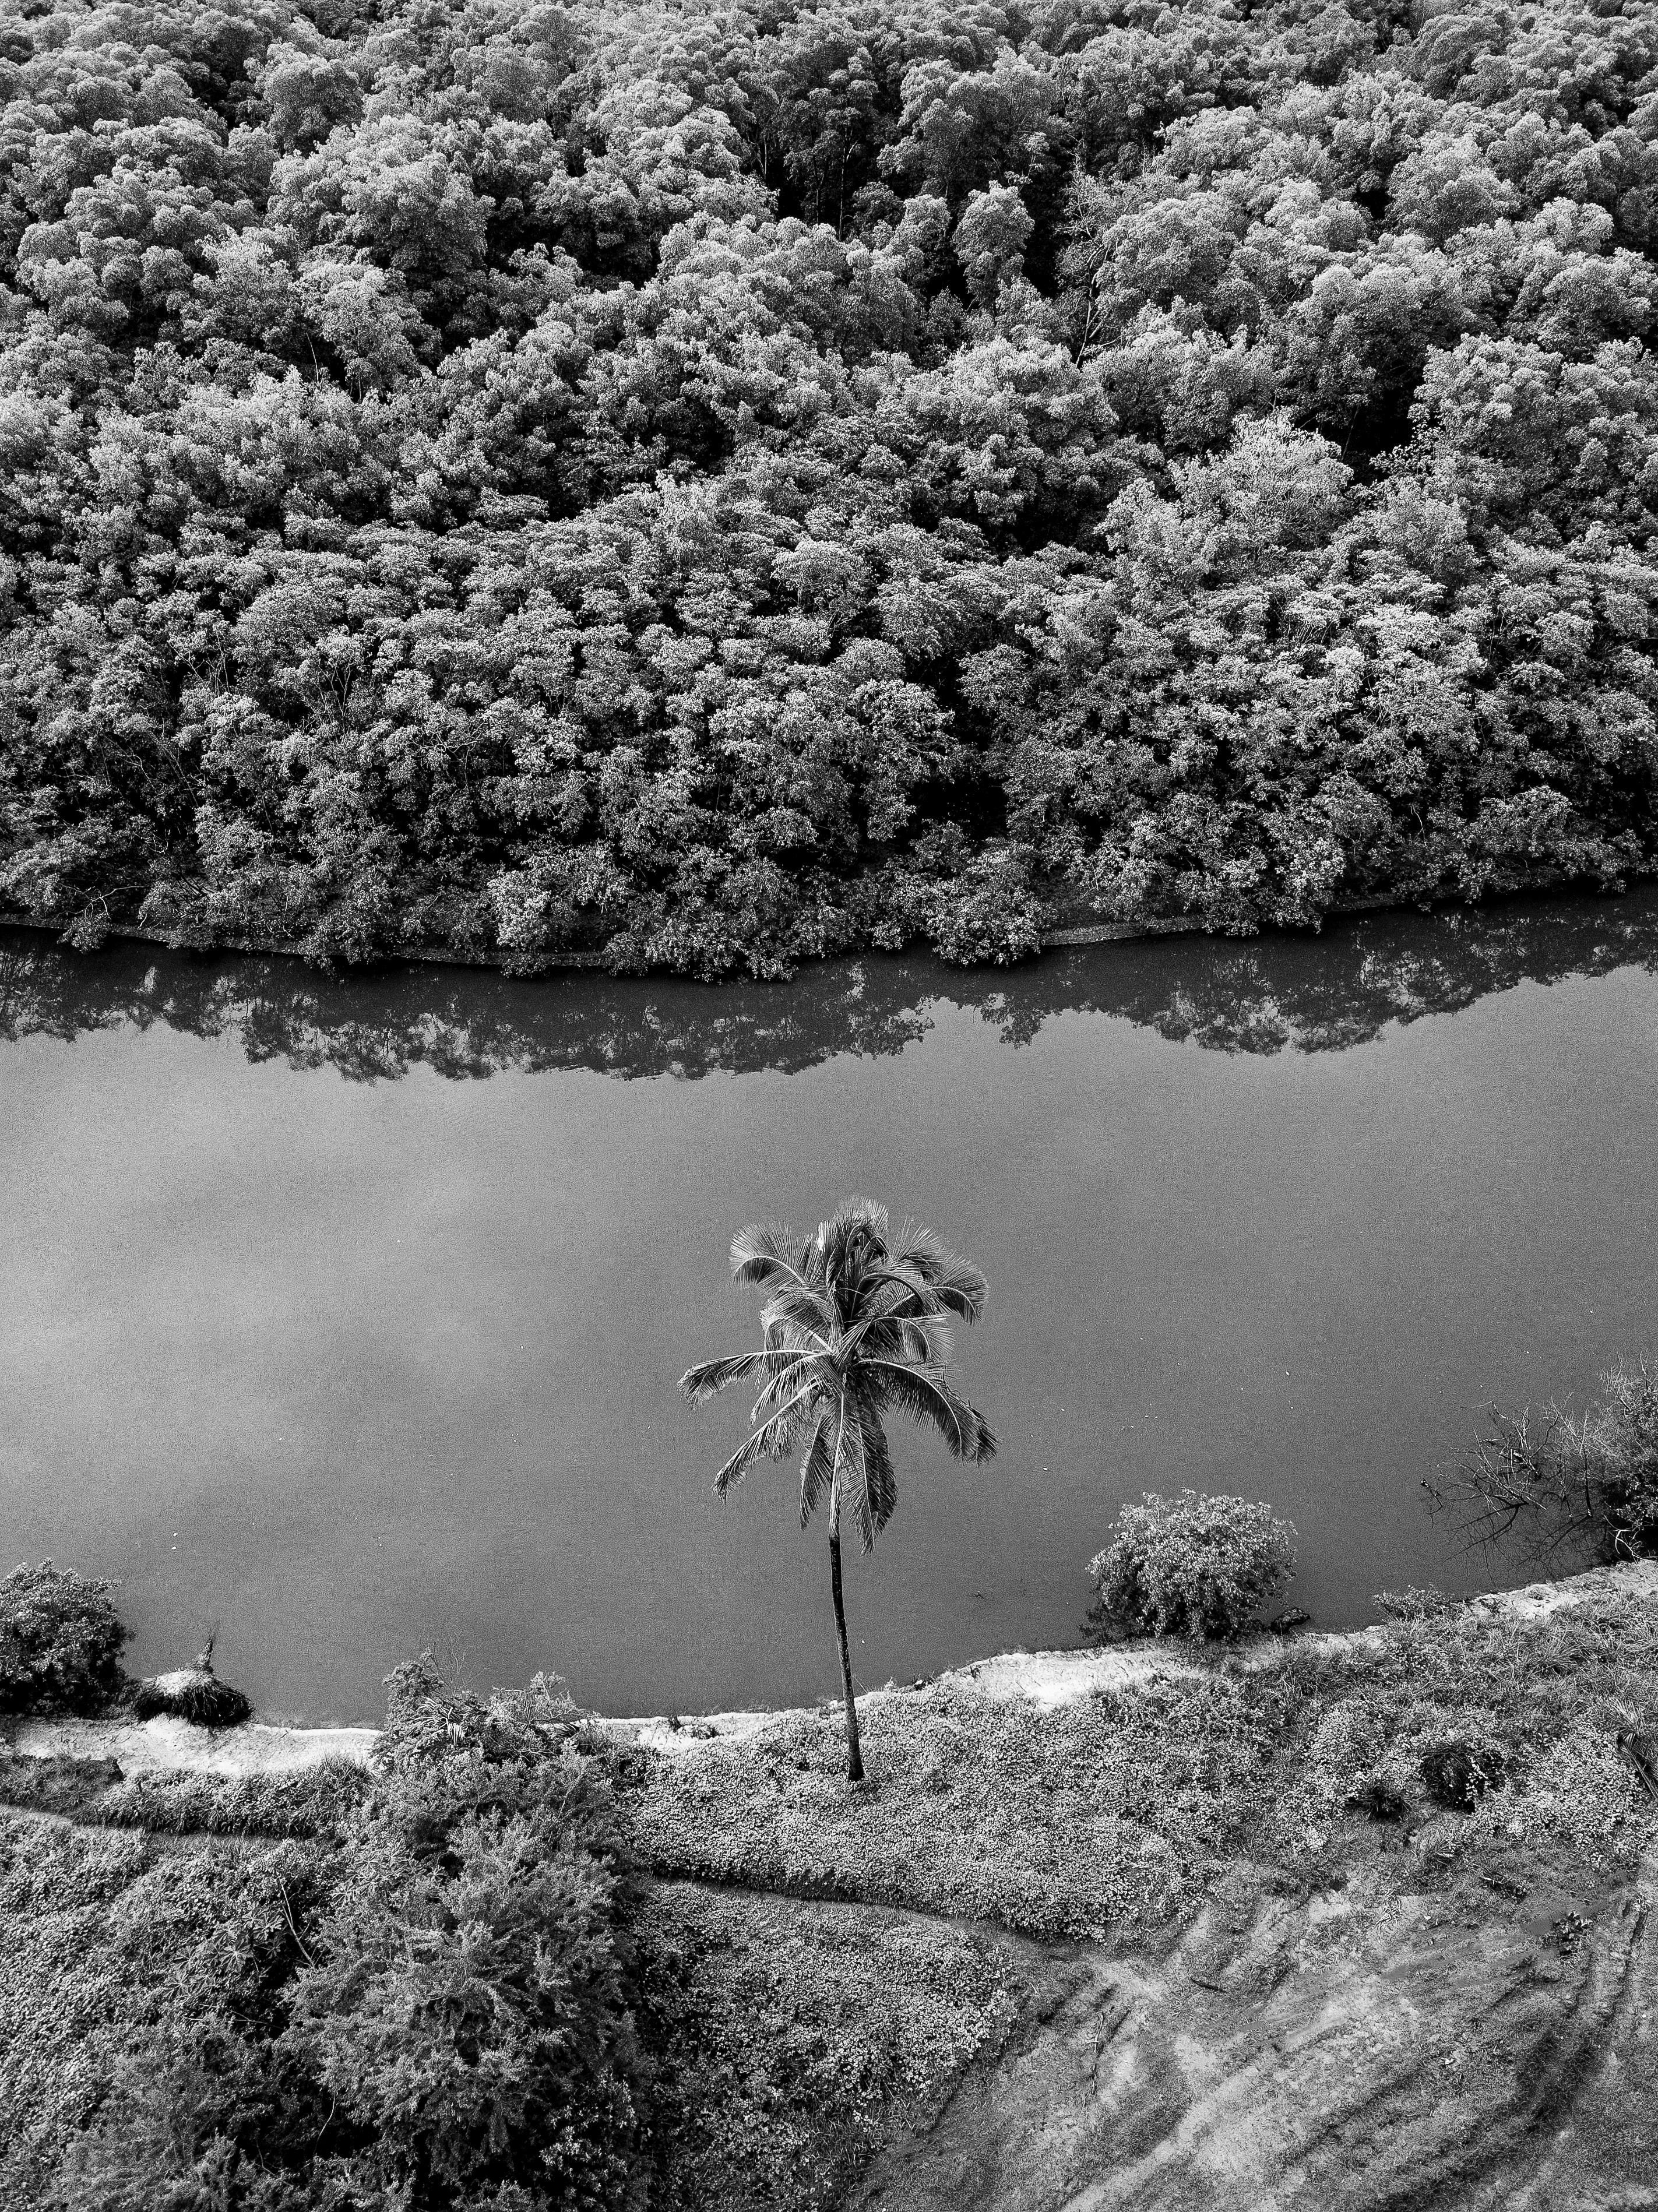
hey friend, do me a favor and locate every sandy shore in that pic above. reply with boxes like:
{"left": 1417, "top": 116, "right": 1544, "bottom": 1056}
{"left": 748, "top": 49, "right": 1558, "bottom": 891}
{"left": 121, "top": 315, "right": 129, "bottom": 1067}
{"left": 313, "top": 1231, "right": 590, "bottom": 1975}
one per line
{"left": 6, "top": 1713, "right": 381, "bottom": 1776}
{"left": 8, "top": 1559, "right": 1655, "bottom": 1778}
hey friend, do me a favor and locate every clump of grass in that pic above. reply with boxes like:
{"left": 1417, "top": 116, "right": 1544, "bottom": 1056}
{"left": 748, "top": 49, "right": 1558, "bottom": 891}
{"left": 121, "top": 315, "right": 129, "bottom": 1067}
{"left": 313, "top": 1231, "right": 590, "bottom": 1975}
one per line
{"left": 0, "top": 1563, "right": 129, "bottom": 1716}
{"left": 1419, "top": 1738, "right": 1509, "bottom": 1811}
{"left": 1374, "top": 1585, "right": 1460, "bottom": 1620}
{"left": 0, "top": 1751, "right": 125, "bottom": 1823}
{"left": 1087, "top": 1491, "right": 1298, "bottom": 1641}
{"left": 128, "top": 1674, "right": 253, "bottom": 1729}
{"left": 98, "top": 1759, "right": 371, "bottom": 1840}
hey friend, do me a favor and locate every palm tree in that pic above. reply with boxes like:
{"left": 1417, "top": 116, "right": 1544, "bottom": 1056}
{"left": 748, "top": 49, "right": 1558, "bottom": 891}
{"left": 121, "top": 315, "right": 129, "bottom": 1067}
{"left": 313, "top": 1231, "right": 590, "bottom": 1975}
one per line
{"left": 680, "top": 1196, "right": 995, "bottom": 1781}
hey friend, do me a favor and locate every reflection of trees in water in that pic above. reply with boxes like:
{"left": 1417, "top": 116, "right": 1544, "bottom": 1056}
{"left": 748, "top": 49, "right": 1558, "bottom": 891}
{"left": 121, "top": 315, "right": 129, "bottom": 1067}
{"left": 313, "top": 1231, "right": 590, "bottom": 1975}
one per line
{"left": 3, "top": 887, "right": 1657, "bottom": 1082}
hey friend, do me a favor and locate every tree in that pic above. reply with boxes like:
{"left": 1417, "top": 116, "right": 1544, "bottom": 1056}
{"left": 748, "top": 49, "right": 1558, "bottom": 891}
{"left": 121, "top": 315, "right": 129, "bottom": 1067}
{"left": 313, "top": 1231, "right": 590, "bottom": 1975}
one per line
{"left": 680, "top": 1197, "right": 995, "bottom": 1781}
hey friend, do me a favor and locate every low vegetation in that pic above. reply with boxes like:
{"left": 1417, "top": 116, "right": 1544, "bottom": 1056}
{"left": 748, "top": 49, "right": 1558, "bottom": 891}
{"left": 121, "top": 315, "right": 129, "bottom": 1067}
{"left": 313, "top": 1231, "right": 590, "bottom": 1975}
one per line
{"left": 0, "top": 1746, "right": 369, "bottom": 1838}
{"left": 1085, "top": 1488, "right": 1299, "bottom": 1640}
{"left": 637, "top": 1885, "right": 1019, "bottom": 2212}
{"left": 3, "top": 1660, "right": 650, "bottom": 2212}
{"left": 632, "top": 1584, "right": 1658, "bottom": 1949}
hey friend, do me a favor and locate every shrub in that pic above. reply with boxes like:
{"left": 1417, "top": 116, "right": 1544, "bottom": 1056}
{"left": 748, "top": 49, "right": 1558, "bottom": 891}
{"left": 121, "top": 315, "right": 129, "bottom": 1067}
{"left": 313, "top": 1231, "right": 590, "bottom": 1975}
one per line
{"left": 1087, "top": 1491, "right": 1298, "bottom": 1641}
{"left": 17, "top": 1656, "right": 650, "bottom": 2211}
{"left": 1346, "top": 1775, "right": 1410, "bottom": 1821}
{"left": 284, "top": 1656, "right": 646, "bottom": 2211}
{"left": 1442, "top": 1358, "right": 1658, "bottom": 1561}
{"left": 0, "top": 1562, "right": 129, "bottom": 1714}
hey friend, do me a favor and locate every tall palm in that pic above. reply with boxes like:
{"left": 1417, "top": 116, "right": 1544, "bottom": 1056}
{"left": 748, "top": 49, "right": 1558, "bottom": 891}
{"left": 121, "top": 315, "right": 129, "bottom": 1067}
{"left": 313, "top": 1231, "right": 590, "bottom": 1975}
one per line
{"left": 680, "top": 1196, "right": 995, "bottom": 1781}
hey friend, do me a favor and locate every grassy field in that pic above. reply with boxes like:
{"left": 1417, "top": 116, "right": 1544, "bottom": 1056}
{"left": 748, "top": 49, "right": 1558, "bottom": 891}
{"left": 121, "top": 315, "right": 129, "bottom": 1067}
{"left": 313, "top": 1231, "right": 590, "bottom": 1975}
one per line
{"left": 628, "top": 1583, "right": 1658, "bottom": 1947}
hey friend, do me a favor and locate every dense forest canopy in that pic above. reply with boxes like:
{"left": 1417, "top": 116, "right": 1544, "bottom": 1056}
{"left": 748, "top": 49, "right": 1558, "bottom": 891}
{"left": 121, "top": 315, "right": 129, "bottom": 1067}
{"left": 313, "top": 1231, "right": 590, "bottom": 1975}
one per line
{"left": 0, "top": 0, "right": 1654, "bottom": 974}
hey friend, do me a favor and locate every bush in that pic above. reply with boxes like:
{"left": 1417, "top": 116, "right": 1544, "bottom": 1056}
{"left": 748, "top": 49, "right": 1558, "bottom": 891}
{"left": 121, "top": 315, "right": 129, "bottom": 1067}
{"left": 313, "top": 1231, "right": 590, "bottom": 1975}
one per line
{"left": 284, "top": 1656, "right": 646, "bottom": 2211}
{"left": 0, "top": 1562, "right": 129, "bottom": 1714}
{"left": 19, "top": 1655, "right": 649, "bottom": 2212}
{"left": 1442, "top": 1359, "right": 1658, "bottom": 1561}
{"left": 1087, "top": 1491, "right": 1298, "bottom": 1642}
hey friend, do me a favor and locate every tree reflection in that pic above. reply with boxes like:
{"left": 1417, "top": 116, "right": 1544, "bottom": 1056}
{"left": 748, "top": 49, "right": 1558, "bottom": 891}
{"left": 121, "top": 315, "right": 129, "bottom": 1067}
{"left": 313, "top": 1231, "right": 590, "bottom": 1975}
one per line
{"left": 3, "top": 887, "right": 1657, "bottom": 1083}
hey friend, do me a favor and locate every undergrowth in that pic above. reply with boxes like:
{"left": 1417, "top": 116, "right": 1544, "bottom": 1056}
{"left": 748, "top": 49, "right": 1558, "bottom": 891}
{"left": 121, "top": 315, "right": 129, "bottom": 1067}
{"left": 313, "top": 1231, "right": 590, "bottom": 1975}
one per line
{"left": 637, "top": 1886, "right": 1019, "bottom": 2212}
{"left": 2, "top": 1663, "right": 647, "bottom": 2212}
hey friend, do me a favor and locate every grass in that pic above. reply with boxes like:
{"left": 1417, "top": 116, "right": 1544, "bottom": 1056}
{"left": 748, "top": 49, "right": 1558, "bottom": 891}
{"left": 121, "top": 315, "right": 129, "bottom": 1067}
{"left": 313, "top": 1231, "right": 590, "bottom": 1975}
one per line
{"left": 636, "top": 1884, "right": 1022, "bottom": 2212}
{"left": 626, "top": 1589, "right": 1658, "bottom": 1944}
{"left": 0, "top": 1809, "right": 314, "bottom": 2207}
{"left": 0, "top": 1749, "right": 371, "bottom": 1838}
{"left": 624, "top": 1672, "right": 1272, "bottom": 1942}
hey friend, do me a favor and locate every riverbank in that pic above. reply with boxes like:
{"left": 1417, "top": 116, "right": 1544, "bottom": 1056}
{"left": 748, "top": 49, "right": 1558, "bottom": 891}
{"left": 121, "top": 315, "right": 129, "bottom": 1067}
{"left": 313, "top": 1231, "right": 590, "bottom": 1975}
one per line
{"left": 1, "top": 890, "right": 1375, "bottom": 976}
{"left": 5, "top": 1562, "right": 1656, "bottom": 2207}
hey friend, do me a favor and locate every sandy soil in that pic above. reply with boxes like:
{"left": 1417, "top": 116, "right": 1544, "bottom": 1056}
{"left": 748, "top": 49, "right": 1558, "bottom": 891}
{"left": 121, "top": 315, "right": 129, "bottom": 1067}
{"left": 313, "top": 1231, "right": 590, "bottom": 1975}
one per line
{"left": 849, "top": 1847, "right": 1658, "bottom": 2212}
{"left": 6, "top": 1713, "right": 379, "bottom": 1775}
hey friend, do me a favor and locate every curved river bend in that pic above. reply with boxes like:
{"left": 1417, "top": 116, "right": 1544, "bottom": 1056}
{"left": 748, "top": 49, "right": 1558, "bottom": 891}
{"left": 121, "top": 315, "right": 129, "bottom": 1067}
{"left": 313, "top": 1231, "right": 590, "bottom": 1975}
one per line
{"left": 3, "top": 889, "right": 1657, "bottom": 1721}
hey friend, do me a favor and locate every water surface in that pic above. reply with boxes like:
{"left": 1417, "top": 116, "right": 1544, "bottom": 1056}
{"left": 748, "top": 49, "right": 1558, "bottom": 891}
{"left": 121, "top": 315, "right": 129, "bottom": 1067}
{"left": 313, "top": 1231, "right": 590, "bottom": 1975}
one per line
{"left": 3, "top": 892, "right": 1657, "bottom": 1720}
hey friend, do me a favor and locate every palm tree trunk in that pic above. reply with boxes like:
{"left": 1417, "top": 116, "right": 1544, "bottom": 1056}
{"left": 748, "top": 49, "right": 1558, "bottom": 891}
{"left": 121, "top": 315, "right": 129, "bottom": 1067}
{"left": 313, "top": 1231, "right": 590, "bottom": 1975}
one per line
{"left": 829, "top": 1523, "right": 864, "bottom": 1783}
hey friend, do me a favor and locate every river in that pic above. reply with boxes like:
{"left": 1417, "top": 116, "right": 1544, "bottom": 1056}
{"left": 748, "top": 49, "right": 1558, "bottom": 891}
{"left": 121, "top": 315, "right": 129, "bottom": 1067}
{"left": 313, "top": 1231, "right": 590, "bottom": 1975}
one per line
{"left": 3, "top": 889, "right": 1657, "bottom": 1721}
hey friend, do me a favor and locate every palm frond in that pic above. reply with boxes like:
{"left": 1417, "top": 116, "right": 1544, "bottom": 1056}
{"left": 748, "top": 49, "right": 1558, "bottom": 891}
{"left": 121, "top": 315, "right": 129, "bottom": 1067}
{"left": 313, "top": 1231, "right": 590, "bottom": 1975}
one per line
{"left": 760, "top": 1280, "right": 836, "bottom": 1346}
{"left": 865, "top": 1359, "right": 995, "bottom": 1460}
{"left": 858, "top": 1400, "right": 898, "bottom": 1541}
{"left": 798, "top": 1413, "right": 834, "bottom": 1528}
{"left": 749, "top": 1348, "right": 821, "bottom": 1421}
{"left": 680, "top": 1351, "right": 767, "bottom": 1405}
{"left": 713, "top": 1383, "right": 823, "bottom": 1496}
{"left": 837, "top": 1405, "right": 876, "bottom": 1554}
{"left": 730, "top": 1221, "right": 811, "bottom": 1290}
{"left": 840, "top": 1306, "right": 953, "bottom": 1368}
{"left": 710, "top": 1424, "right": 776, "bottom": 1496}
{"left": 749, "top": 1379, "right": 824, "bottom": 1460}
{"left": 825, "top": 1196, "right": 890, "bottom": 1249}
{"left": 889, "top": 1223, "right": 988, "bottom": 1320}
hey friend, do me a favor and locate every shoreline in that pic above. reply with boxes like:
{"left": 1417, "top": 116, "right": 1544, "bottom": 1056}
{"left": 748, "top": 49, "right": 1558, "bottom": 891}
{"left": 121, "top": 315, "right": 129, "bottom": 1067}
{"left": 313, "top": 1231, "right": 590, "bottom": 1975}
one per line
{"left": 10, "top": 1558, "right": 1654, "bottom": 1781}
{"left": 0, "top": 880, "right": 1629, "bottom": 982}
